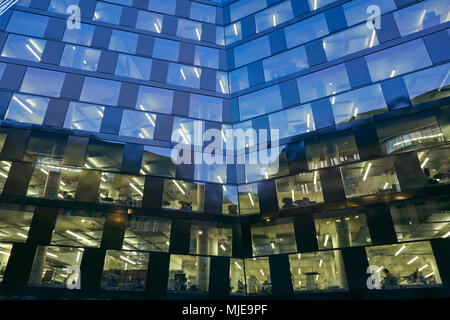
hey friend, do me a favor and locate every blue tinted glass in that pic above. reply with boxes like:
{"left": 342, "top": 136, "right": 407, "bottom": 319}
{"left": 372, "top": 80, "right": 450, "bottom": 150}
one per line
{"left": 152, "top": 38, "right": 180, "bottom": 62}
{"left": 343, "top": 0, "right": 396, "bottom": 26}
{"left": 120, "top": 110, "right": 156, "bottom": 139}
{"left": 217, "top": 71, "right": 229, "bottom": 94}
{"left": 268, "top": 104, "right": 315, "bottom": 139}
{"left": 62, "top": 23, "right": 95, "bottom": 46}
{"left": 148, "top": 0, "right": 177, "bottom": 15}
{"left": 194, "top": 46, "right": 219, "bottom": 69}
{"left": 64, "top": 102, "right": 104, "bottom": 132}
{"left": 331, "top": 84, "right": 388, "bottom": 124}
{"left": 234, "top": 36, "right": 271, "bottom": 68}
{"left": 190, "top": 2, "right": 216, "bottom": 23}
{"left": 255, "top": 1, "right": 293, "bottom": 33}
{"left": 263, "top": 46, "right": 308, "bottom": 82}
{"left": 115, "top": 54, "right": 152, "bottom": 80}
{"left": 6, "top": 11, "right": 49, "bottom": 37}
{"left": 225, "top": 22, "right": 242, "bottom": 45}
{"left": 80, "top": 77, "right": 121, "bottom": 105}
{"left": 136, "top": 10, "right": 163, "bottom": 33}
{"left": 297, "top": 64, "right": 350, "bottom": 102}
{"left": 189, "top": 94, "right": 223, "bottom": 121}
{"left": 177, "top": 19, "right": 202, "bottom": 41}
{"left": 1, "top": 35, "right": 46, "bottom": 62}
{"left": 93, "top": 2, "right": 122, "bottom": 24}
{"left": 167, "top": 63, "right": 202, "bottom": 89}
{"left": 230, "top": 0, "right": 267, "bottom": 22}
{"left": 48, "top": 0, "right": 79, "bottom": 14}
{"left": 366, "top": 39, "right": 432, "bottom": 82}
{"left": 0, "top": 63, "right": 6, "bottom": 79}
{"left": 171, "top": 118, "right": 205, "bottom": 146}
{"left": 308, "top": 0, "right": 336, "bottom": 10}
{"left": 5, "top": 93, "right": 49, "bottom": 125}
{"left": 285, "top": 13, "right": 329, "bottom": 48}
{"left": 109, "top": 30, "right": 138, "bottom": 54}
{"left": 229, "top": 66, "right": 249, "bottom": 93}
{"left": 60, "top": 45, "right": 100, "bottom": 71}
{"left": 239, "top": 85, "right": 282, "bottom": 120}
{"left": 136, "top": 86, "right": 174, "bottom": 114}
{"left": 20, "top": 68, "right": 65, "bottom": 98}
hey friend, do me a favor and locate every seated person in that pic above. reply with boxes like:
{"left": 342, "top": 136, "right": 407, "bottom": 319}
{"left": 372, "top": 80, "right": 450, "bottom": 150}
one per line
{"left": 281, "top": 197, "right": 295, "bottom": 209}
{"left": 179, "top": 201, "right": 193, "bottom": 211}
{"left": 381, "top": 268, "right": 399, "bottom": 289}
{"left": 62, "top": 191, "right": 73, "bottom": 200}
{"left": 227, "top": 204, "right": 238, "bottom": 216}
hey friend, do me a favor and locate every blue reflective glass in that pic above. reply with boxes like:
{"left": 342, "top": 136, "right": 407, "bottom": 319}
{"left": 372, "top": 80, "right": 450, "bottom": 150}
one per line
{"left": 217, "top": 72, "right": 229, "bottom": 94}
{"left": 136, "top": 10, "right": 163, "bottom": 33}
{"left": 343, "top": 0, "right": 396, "bottom": 26}
{"left": 167, "top": 63, "right": 202, "bottom": 89}
{"left": 190, "top": 2, "right": 216, "bottom": 23}
{"left": 48, "top": 0, "right": 79, "bottom": 14}
{"left": 255, "top": 1, "right": 293, "bottom": 33}
{"left": 109, "top": 30, "right": 138, "bottom": 54}
{"left": 136, "top": 86, "right": 174, "bottom": 114}
{"left": 365, "top": 39, "right": 432, "bottom": 82}
{"left": 194, "top": 46, "right": 219, "bottom": 69}
{"left": 225, "top": 22, "right": 242, "bottom": 45}
{"left": 148, "top": 0, "right": 177, "bottom": 15}
{"left": 285, "top": 13, "right": 329, "bottom": 49}
{"left": 234, "top": 36, "right": 271, "bottom": 68}
{"left": 263, "top": 46, "right": 308, "bottom": 82}
{"left": 62, "top": 23, "right": 95, "bottom": 46}
{"left": 60, "top": 45, "right": 100, "bottom": 71}
{"left": 20, "top": 68, "right": 65, "bottom": 98}
{"left": 171, "top": 118, "right": 204, "bottom": 146}
{"left": 93, "top": 2, "right": 122, "bottom": 24}
{"left": 297, "top": 64, "right": 350, "bottom": 102}
{"left": 229, "top": 66, "right": 249, "bottom": 93}
{"left": 115, "top": 54, "right": 152, "bottom": 80}
{"left": 230, "top": 0, "right": 267, "bottom": 22}
{"left": 152, "top": 38, "right": 180, "bottom": 62}
{"left": 64, "top": 102, "right": 104, "bottom": 132}
{"left": 239, "top": 85, "right": 282, "bottom": 120}
{"left": 308, "top": 0, "right": 336, "bottom": 10}
{"left": 5, "top": 93, "right": 49, "bottom": 125}
{"left": 120, "top": 110, "right": 156, "bottom": 139}
{"left": 177, "top": 19, "right": 202, "bottom": 41}
{"left": 6, "top": 11, "right": 49, "bottom": 37}
{"left": 189, "top": 94, "right": 223, "bottom": 121}
{"left": 268, "top": 104, "right": 315, "bottom": 139}
{"left": 80, "top": 77, "right": 121, "bottom": 106}
{"left": 1, "top": 35, "right": 46, "bottom": 62}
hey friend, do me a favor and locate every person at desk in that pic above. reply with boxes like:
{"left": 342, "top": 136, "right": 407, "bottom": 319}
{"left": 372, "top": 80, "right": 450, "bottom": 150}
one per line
{"left": 62, "top": 191, "right": 73, "bottom": 200}
{"left": 281, "top": 197, "right": 295, "bottom": 209}
{"left": 381, "top": 268, "right": 398, "bottom": 289}
{"left": 179, "top": 201, "right": 193, "bottom": 211}
{"left": 424, "top": 168, "right": 439, "bottom": 185}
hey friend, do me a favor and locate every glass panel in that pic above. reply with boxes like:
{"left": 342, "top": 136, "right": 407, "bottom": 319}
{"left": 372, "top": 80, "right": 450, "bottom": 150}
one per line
{"left": 239, "top": 85, "right": 282, "bottom": 120}
{"left": 222, "top": 185, "right": 239, "bottom": 216}
{"left": 115, "top": 54, "right": 152, "bottom": 80}
{"left": 404, "top": 63, "right": 450, "bottom": 105}
{"left": 229, "top": 66, "right": 249, "bottom": 94}
{"left": 136, "top": 10, "right": 163, "bottom": 33}
{"left": 0, "top": 160, "right": 10, "bottom": 193}
{"left": 230, "top": 258, "right": 246, "bottom": 295}
{"left": 84, "top": 140, "right": 124, "bottom": 171}
{"left": 230, "top": 0, "right": 267, "bottom": 22}
{"left": 148, "top": 0, "right": 177, "bottom": 15}
{"left": 162, "top": 179, "right": 205, "bottom": 212}
{"left": 6, "top": 11, "right": 49, "bottom": 37}
{"left": 340, "top": 157, "right": 400, "bottom": 198}
{"left": 63, "top": 22, "right": 95, "bottom": 46}
{"left": 238, "top": 183, "right": 260, "bottom": 215}
{"left": 80, "top": 77, "right": 121, "bottom": 106}
{"left": 365, "top": 241, "right": 442, "bottom": 289}
{"left": 97, "top": 172, "right": 144, "bottom": 207}
{"left": 251, "top": 217, "right": 297, "bottom": 256}
{"left": 234, "top": 36, "right": 271, "bottom": 68}
{"left": 167, "top": 63, "right": 202, "bottom": 89}
{"left": 376, "top": 115, "right": 446, "bottom": 154}
{"left": 255, "top": 1, "right": 293, "bottom": 33}
{"left": 276, "top": 172, "right": 324, "bottom": 209}
{"left": 101, "top": 250, "right": 149, "bottom": 291}
{"left": 194, "top": 46, "right": 219, "bottom": 69}
{"left": 123, "top": 216, "right": 171, "bottom": 252}
{"left": 225, "top": 22, "right": 242, "bottom": 45}
{"left": 244, "top": 257, "right": 271, "bottom": 295}
{"left": 417, "top": 145, "right": 450, "bottom": 185}
{"left": 244, "top": 146, "right": 289, "bottom": 182}
{"left": 108, "top": 29, "right": 138, "bottom": 54}
{"left": 152, "top": 38, "right": 180, "bottom": 62}
{"left": 136, "top": 85, "right": 173, "bottom": 114}
{"left": 176, "top": 19, "right": 202, "bottom": 41}
{"left": 5, "top": 93, "right": 49, "bottom": 125}
{"left": 1, "top": 35, "right": 46, "bottom": 62}
{"left": 308, "top": 0, "right": 336, "bottom": 10}
{"left": 268, "top": 103, "right": 315, "bottom": 140}
{"left": 331, "top": 84, "right": 388, "bottom": 124}
{"left": 171, "top": 118, "right": 204, "bottom": 146}
{"left": 20, "top": 67, "right": 65, "bottom": 98}
{"left": 305, "top": 131, "right": 360, "bottom": 170}
{"left": 0, "top": 204, "right": 34, "bottom": 243}
{"left": 51, "top": 210, "right": 105, "bottom": 247}
{"left": 365, "top": 39, "right": 432, "bottom": 82}
{"left": 190, "top": 2, "right": 216, "bottom": 23}
{"left": 48, "top": 0, "right": 79, "bottom": 14}
{"left": 315, "top": 211, "right": 372, "bottom": 249}
{"left": 168, "top": 255, "right": 210, "bottom": 294}
{"left": 61, "top": 45, "right": 101, "bottom": 71}
{"left": 263, "top": 46, "right": 308, "bottom": 82}
{"left": 64, "top": 102, "right": 104, "bottom": 132}
{"left": 343, "top": 0, "right": 397, "bottom": 27}
{"left": 28, "top": 246, "right": 83, "bottom": 288}
{"left": 23, "top": 132, "right": 67, "bottom": 164}
{"left": 285, "top": 13, "right": 329, "bottom": 49}
{"left": 390, "top": 198, "right": 450, "bottom": 242}
{"left": 119, "top": 110, "right": 156, "bottom": 139}
{"left": 189, "top": 94, "right": 223, "bottom": 121}
{"left": 189, "top": 221, "right": 232, "bottom": 256}
{"left": 0, "top": 243, "right": 12, "bottom": 283}
{"left": 93, "top": 1, "right": 122, "bottom": 24}
{"left": 297, "top": 64, "right": 351, "bottom": 103}
{"left": 289, "top": 250, "right": 348, "bottom": 292}
{"left": 140, "top": 145, "right": 176, "bottom": 178}
{"left": 27, "top": 164, "right": 80, "bottom": 200}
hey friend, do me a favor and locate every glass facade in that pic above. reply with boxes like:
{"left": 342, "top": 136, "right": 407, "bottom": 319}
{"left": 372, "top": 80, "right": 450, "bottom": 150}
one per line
{"left": 0, "top": 0, "right": 448, "bottom": 300}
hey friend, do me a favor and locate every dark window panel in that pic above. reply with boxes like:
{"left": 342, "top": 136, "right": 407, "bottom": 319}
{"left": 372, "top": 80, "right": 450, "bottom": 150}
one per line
{"left": 376, "top": 13, "right": 400, "bottom": 43}
{"left": 305, "top": 38, "right": 327, "bottom": 67}
{"left": 325, "top": 6, "right": 347, "bottom": 33}
{"left": 424, "top": 30, "right": 450, "bottom": 64}
{"left": 97, "top": 50, "right": 118, "bottom": 74}
{"left": 0, "top": 64, "right": 26, "bottom": 91}
{"left": 169, "top": 219, "right": 191, "bottom": 254}
{"left": 26, "top": 207, "right": 58, "bottom": 246}
{"left": 43, "top": 99, "right": 69, "bottom": 127}
{"left": 269, "top": 29, "right": 287, "bottom": 55}
{"left": 74, "top": 170, "right": 101, "bottom": 202}
{"left": 100, "top": 107, "right": 123, "bottom": 135}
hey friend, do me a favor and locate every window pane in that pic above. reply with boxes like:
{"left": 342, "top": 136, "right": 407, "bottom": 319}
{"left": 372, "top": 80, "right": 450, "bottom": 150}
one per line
{"left": 177, "top": 19, "right": 202, "bottom": 41}
{"left": 189, "top": 221, "right": 232, "bottom": 256}
{"left": 276, "top": 172, "right": 324, "bottom": 209}
{"left": 297, "top": 64, "right": 350, "bottom": 103}
{"left": 223, "top": 185, "right": 239, "bottom": 216}
{"left": 136, "top": 10, "right": 163, "bottom": 33}
{"left": 80, "top": 77, "right": 121, "bottom": 106}
{"left": 48, "top": 0, "right": 79, "bottom": 14}
{"left": 238, "top": 183, "right": 260, "bottom": 215}
{"left": 1, "top": 35, "right": 46, "bottom": 62}
{"left": 315, "top": 211, "right": 372, "bottom": 249}
{"left": 230, "top": 259, "right": 246, "bottom": 295}
{"left": 162, "top": 179, "right": 205, "bottom": 212}
{"left": 168, "top": 255, "right": 210, "bottom": 293}
{"left": 23, "top": 132, "right": 67, "bottom": 164}
{"left": 101, "top": 250, "right": 149, "bottom": 291}
{"left": 340, "top": 157, "right": 400, "bottom": 198}
{"left": 239, "top": 85, "right": 282, "bottom": 120}
{"left": 51, "top": 210, "right": 105, "bottom": 247}
{"left": 64, "top": 102, "right": 104, "bottom": 132}
{"left": 189, "top": 94, "right": 223, "bottom": 121}
{"left": 331, "top": 84, "right": 388, "bottom": 124}
{"left": 93, "top": 1, "right": 122, "bottom": 24}
{"left": 251, "top": 217, "right": 297, "bottom": 255}
{"left": 148, "top": 0, "right": 176, "bottom": 15}
{"left": 120, "top": 109, "right": 156, "bottom": 139}
{"left": 152, "top": 38, "right": 180, "bottom": 62}
{"left": 263, "top": 46, "right": 308, "bottom": 82}
{"left": 343, "top": 0, "right": 397, "bottom": 27}
{"left": 115, "top": 54, "right": 152, "bottom": 80}
{"left": 167, "top": 63, "right": 202, "bottom": 89}
{"left": 97, "top": 172, "right": 144, "bottom": 207}
{"left": 190, "top": 2, "right": 216, "bottom": 23}
{"left": 20, "top": 68, "right": 65, "bottom": 98}
{"left": 84, "top": 140, "right": 124, "bottom": 171}
{"left": 225, "top": 22, "right": 242, "bottom": 45}
{"left": 268, "top": 103, "right": 315, "bottom": 139}
{"left": 136, "top": 86, "right": 173, "bottom": 114}
{"left": 63, "top": 22, "right": 95, "bottom": 46}
{"left": 255, "top": 1, "right": 293, "bottom": 33}
{"left": 141, "top": 145, "right": 176, "bottom": 178}
{"left": 194, "top": 46, "right": 219, "bottom": 69}
{"left": 61, "top": 45, "right": 100, "bottom": 71}
{"left": 229, "top": 66, "right": 249, "bottom": 94}
{"left": 6, "top": 11, "right": 49, "bottom": 37}
{"left": 417, "top": 145, "right": 450, "bottom": 185}
{"left": 289, "top": 250, "right": 348, "bottom": 292}
{"left": 244, "top": 257, "right": 271, "bottom": 295}
{"left": 365, "top": 242, "right": 442, "bottom": 289}
{"left": 285, "top": 13, "right": 329, "bottom": 48}
{"left": 123, "top": 216, "right": 171, "bottom": 252}
{"left": 0, "top": 204, "right": 34, "bottom": 243}
{"left": 234, "top": 36, "right": 271, "bottom": 68}
{"left": 0, "top": 243, "right": 13, "bottom": 283}
{"left": 230, "top": 0, "right": 267, "bottom": 22}
{"left": 5, "top": 93, "right": 49, "bottom": 125}
{"left": 109, "top": 29, "right": 138, "bottom": 54}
